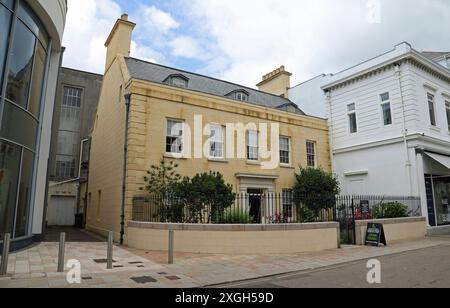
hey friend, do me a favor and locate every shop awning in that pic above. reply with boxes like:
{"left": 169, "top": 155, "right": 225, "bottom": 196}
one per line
{"left": 425, "top": 152, "right": 450, "bottom": 170}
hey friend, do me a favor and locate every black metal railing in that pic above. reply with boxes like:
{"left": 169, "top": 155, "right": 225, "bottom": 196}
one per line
{"left": 132, "top": 194, "right": 421, "bottom": 225}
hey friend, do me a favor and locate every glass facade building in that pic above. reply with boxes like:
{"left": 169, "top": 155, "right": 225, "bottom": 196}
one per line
{"left": 0, "top": 0, "right": 64, "bottom": 243}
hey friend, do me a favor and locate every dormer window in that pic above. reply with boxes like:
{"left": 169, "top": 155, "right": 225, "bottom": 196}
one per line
{"left": 226, "top": 89, "right": 249, "bottom": 102}
{"left": 163, "top": 74, "right": 189, "bottom": 88}
{"left": 236, "top": 92, "right": 248, "bottom": 102}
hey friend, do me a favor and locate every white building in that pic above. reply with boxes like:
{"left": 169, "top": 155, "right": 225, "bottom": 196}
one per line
{"left": 291, "top": 42, "right": 450, "bottom": 229}
{"left": 288, "top": 74, "right": 332, "bottom": 118}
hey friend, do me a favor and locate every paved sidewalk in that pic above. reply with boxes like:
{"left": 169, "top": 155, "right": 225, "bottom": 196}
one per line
{"left": 0, "top": 236, "right": 449, "bottom": 288}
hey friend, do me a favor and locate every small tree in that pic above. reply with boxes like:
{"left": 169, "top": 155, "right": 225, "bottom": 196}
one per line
{"left": 174, "top": 172, "right": 235, "bottom": 223}
{"left": 141, "top": 158, "right": 182, "bottom": 222}
{"left": 293, "top": 167, "right": 340, "bottom": 215}
{"left": 141, "top": 158, "right": 181, "bottom": 196}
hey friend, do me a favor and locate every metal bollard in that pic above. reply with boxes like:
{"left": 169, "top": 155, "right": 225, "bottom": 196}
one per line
{"left": 168, "top": 230, "right": 174, "bottom": 265}
{"left": 107, "top": 231, "right": 113, "bottom": 270}
{"left": 0, "top": 233, "right": 11, "bottom": 276}
{"left": 57, "top": 232, "right": 66, "bottom": 273}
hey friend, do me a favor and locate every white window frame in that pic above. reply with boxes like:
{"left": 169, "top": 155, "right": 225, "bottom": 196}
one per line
{"left": 165, "top": 119, "right": 184, "bottom": 156}
{"left": 347, "top": 103, "right": 358, "bottom": 134}
{"left": 171, "top": 77, "right": 188, "bottom": 88}
{"left": 279, "top": 136, "right": 291, "bottom": 165}
{"left": 380, "top": 92, "right": 393, "bottom": 126}
{"left": 428, "top": 93, "right": 437, "bottom": 127}
{"left": 246, "top": 130, "right": 259, "bottom": 161}
{"left": 209, "top": 124, "right": 225, "bottom": 159}
{"left": 306, "top": 141, "right": 316, "bottom": 168}
{"left": 236, "top": 92, "right": 248, "bottom": 102}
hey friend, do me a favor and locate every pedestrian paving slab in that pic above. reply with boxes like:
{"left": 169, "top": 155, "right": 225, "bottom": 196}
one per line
{"left": 0, "top": 236, "right": 448, "bottom": 288}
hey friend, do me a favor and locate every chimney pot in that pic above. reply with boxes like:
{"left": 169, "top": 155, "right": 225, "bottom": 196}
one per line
{"left": 121, "top": 13, "right": 129, "bottom": 21}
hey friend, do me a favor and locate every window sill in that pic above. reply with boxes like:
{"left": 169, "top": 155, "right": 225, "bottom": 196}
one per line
{"left": 280, "top": 164, "right": 295, "bottom": 169}
{"left": 208, "top": 158, "right": 229, "bottom": 164}
{"left": 164, "top": 154, "right": 188, "bottom": 160}
{"left": 429, "top": 126, "right": 441, "bottom": 132}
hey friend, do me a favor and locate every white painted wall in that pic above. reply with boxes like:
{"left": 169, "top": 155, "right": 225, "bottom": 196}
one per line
{"left": 333, "top": 142, "right": 417, "bottom": 196}
{"left": 288, "top": 74, "right": 332, "bottom": 118}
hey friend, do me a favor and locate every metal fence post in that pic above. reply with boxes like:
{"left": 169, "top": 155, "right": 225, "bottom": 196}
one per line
{"left": 168, "top": 230, "right": 174, "bottom": 265}
{"left": 57, "top": 232, "right": 66, "bottom": 273}
{"left": 351, "top": 198, "right": 356, "bottom": 245}
{"left": 107, "top": 231, "right": 113, "bottom": 270}
{"left": 0, "top": 233, "right": 11, "bottom": 276}
{"left": 337, "top": 224, "right": 341, "bottom": 249}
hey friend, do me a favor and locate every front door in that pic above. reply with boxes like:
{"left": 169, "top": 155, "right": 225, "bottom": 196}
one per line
{"left": 248, "top": 189, "right": 263, "bottom": 223}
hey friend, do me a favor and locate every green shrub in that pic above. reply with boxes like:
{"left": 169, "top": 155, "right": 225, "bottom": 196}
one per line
{"left": 298, "top": 206, "right": 316, "bottom": 223}
{"left": 293, "top": 168, "right": 340, "bottom": 215}
{"left": 373, "top": 202, "right": 409, "bottom": 219}
{"left": 220, "top": 208, "right": 253, "bottom": 224}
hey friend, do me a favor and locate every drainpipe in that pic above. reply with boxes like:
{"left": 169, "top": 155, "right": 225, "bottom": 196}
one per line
{"left": 75, "top": 139, "right": 89, "bottom": 216}
{"left": 325, "top": 90, "right": 335, "bottom": 176}
{"left": 395, "top": 63, "right": 413, "bottom": 196}
{"left": 78, "top": 139, "right": 89, "bottom": 178}
{"left": 120, "top": 93, "right": 131, "bottom": 245}
{"left": 82, "top": 136, "right": 92, "bottom": 228}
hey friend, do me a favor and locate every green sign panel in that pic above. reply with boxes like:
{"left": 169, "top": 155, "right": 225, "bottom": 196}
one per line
{"left": 365, "top": 223, "right": 387, "bottom": 247}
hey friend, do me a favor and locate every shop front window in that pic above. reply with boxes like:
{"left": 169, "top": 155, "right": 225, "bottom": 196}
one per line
{"left": 434, "top": 178, "right": 450, "bottom": 226}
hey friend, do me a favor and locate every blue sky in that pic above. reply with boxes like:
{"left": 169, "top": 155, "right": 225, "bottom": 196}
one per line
{"left": 62, "top": 0, "right": 450, "bottom": 88}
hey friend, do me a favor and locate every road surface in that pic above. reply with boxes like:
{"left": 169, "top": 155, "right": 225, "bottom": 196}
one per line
{"left": 222, "top": 239, "right": 450, "bottom": 288}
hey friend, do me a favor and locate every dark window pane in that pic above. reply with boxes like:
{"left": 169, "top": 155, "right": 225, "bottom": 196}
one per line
{"left": 14, "top": 148, "right": 33, "bottom": 237}
{"left": 0, "top": 0, "right": 14, "bottom": 10}
{"left": 17, "top": 2, "right": 48, "bottom": 48}
{"left": 349, "top": 113, "right": 357, "bottom": 133}
{"left": 382, "top": 103, "right": 392, "bottom": 126}
{"left": 5, "top": 20, "right": 36, "bottom": 109}
{"left": 0, "top": 101, "right": 38, "bottom": 150}
{"left": 429, "top": 101, "right": 436, "bottom": 126}
{"left": 0, "top": 141, "right": 20, "bottom": 240}
{"left": 446, "top": 102, "right": 450, "bottom": 132}
{"left": 0, "top": 5, "right": 12, "bottom": 89}
{"left": 55, "top": 155, "right": 76, "bottom": 179}
{"left": 28, "top": 43, "right": 46, "bottom": 117}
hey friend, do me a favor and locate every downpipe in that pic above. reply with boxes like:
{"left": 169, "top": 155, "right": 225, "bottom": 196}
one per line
{"left": 120, "top": 93, "right": 131, "bottom": 245}
{"left": 395, "top": 63, "right": 413, "bottom": 196}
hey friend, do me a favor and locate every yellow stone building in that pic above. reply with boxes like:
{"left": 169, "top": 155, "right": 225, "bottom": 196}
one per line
{"left": 86, "top": 15, "right": 331, "bottom": 242}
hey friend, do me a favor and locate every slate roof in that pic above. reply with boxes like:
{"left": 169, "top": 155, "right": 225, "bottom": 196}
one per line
{"left": 422, "top": 51, "right": 450, "bottom": 61}
{"left": 125, "top": 57, "right": 304, "bottom": 115}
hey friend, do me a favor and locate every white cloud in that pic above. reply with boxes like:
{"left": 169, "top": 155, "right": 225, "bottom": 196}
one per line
{"left": 130, "top": 41, "right": 164, "bottom": 63}
{"left": 62, "top": 0, "right": 121, "bottom": 73}
{"left": 170, "top": 36, "right": 203, "bottom": 59}
{"left": 187, "top": 0, "right": 450, "bottom": 87}
{"left": 141, "top": 5, "right": 179, "bottom": 34}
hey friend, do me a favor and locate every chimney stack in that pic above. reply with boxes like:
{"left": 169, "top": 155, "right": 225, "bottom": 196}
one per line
{"left": 257, "top": 65, "right": 292, "bottom": 98}
{"left": 104, "top": 14, "right": 136, "bottom": 72}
